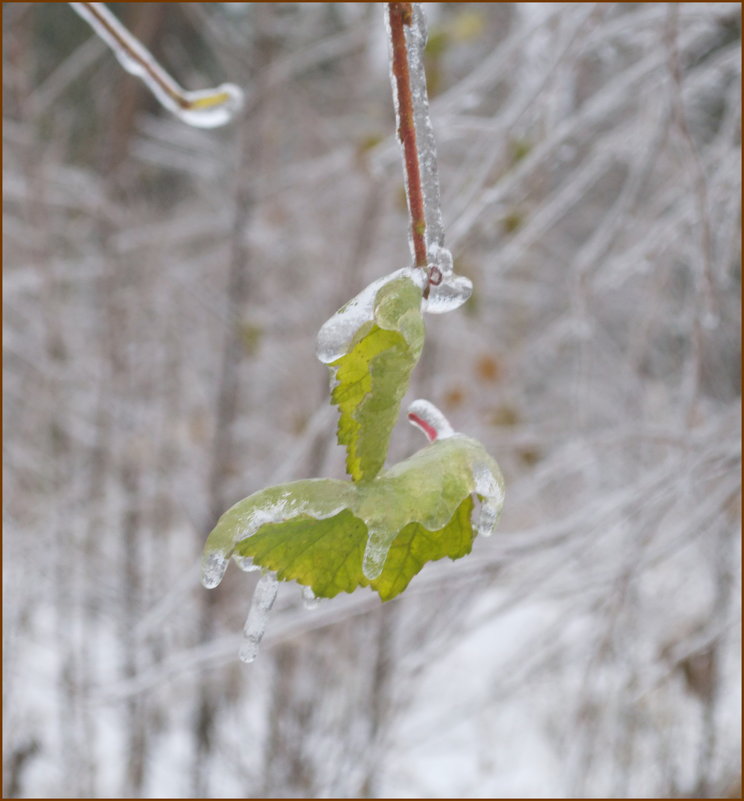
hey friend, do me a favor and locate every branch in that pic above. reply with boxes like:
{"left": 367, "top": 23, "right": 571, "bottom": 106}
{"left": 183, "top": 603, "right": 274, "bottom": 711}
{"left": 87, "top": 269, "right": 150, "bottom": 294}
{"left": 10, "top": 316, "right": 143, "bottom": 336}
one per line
{"left": 387, "top": 2, "right": 428, "bottom": 269}
{"left": 70, "top": 2, "right": 243, "bottom": 129}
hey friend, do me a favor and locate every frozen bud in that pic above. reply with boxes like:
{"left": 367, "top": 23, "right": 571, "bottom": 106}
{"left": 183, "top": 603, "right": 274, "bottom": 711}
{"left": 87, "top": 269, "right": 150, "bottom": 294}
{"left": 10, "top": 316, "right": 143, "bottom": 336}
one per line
{"left": 407, "top": 399, "right": 455, "bottom": 442}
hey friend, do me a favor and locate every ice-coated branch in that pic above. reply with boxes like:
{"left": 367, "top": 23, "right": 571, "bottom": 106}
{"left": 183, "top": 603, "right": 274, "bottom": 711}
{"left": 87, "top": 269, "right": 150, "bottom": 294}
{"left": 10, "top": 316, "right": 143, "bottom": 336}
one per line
{"left": 406, "top": 4, "right": 445, "bottom": 254}
{"left": 70, "top": 2, "right": 243, "bottom": 128}
{"left": 387, "top": 2, "right": 427, "bottom": 269}
{"left": 386, "top": 3, "right": 472, "bottom": 312}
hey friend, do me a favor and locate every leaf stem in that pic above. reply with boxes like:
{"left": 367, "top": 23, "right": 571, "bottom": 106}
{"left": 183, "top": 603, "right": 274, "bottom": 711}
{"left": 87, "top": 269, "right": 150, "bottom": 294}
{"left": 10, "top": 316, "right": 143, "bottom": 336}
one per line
{"left": 388, "top": 2, "right": 428, "bottom": 270}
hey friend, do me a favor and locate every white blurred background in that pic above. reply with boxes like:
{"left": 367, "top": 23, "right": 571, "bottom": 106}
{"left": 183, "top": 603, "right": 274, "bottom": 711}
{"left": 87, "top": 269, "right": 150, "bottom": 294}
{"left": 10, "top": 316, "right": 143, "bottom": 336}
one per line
{"left": 4, "top": 3, "right": 741, "bottom": 797}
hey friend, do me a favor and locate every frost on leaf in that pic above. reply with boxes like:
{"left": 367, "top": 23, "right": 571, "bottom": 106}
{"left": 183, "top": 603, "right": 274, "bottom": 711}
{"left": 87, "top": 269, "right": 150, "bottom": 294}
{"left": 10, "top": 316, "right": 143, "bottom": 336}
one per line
{"left": 318, "top": 272, "right": 426, "bottom": 482}
{"left": 201, "top": 401, "right": 505, "bottom": 603}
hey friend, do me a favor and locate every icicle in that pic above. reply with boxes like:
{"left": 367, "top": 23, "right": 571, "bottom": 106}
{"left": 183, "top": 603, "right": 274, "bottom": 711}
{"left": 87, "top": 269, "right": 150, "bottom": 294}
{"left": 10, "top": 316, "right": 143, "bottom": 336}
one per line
{"left": 239, "top": 572, "right": 279, "bottom": 664}
{"left": 407, "top": 399, "right": 455, "bottom": 441}
{"left": 301, "top": 585, "right": 319, "bottom": 610}
{"left": 362, "top": 528, "right": 392, "bottom": 580}
{"left": 472, "top": 463, "right": 506, "bottom": 538}
{"left": 316, "top": 267, "right": 425, "bottom": 364}
{"left": 200, "top": 551, "right": 229, "bottom": 589}
{"left": 71, "top": 3, "right": 243, "bottom": 128}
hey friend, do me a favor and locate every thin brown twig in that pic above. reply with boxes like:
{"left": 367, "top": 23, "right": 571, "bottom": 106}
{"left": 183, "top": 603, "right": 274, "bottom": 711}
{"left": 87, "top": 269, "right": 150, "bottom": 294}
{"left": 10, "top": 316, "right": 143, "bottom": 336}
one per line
{"left": 76, "top": 2, "right": 187, "bottom": 107}
{"left": 388, "top": 2, "right": 427, "bottom": 270}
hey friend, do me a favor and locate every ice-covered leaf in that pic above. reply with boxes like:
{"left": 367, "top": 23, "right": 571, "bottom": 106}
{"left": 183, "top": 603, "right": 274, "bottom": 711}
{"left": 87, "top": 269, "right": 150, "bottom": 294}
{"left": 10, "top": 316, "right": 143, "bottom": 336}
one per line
{"left": 322, "top": 273, "right": 426, "bottom": 482}
{"left": 233, "top": 510, "right": 368, "bottom": 598}
{"left": 201, "top": 401, "right": 505, "bottom": 603}
{"left": 201, "top": 478, "right": 356, "bottom": 588}
{"left": 316, "top": 267, "right": 425, "bottom": 364}
{"left": 368, "top": 494, "right": 475, "bottom": 601}
{"left": 230, "top": 495, "right": 475, "bottom": 601}
{"left": 221, "top": 494, "right": 476, "bottom": 602}
{"left": 356, "top": 427, "right": 505, "bottom": 579}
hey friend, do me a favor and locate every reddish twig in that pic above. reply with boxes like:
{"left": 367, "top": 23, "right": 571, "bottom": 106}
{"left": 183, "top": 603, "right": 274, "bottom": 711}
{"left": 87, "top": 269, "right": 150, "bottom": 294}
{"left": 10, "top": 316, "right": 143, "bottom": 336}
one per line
{"left": 388, "top": 2, "right": 427, "bottom": 270}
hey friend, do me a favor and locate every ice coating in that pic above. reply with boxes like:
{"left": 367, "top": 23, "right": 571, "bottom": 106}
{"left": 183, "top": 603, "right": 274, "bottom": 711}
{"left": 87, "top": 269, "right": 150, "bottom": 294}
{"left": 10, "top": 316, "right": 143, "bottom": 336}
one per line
{"left": 407, "top": 399, "right": 455, "bottom": 441}
{"left": 473, "top": 461, "right": 506, "bottom": 538}
{"left": 406, "top": 4, "right": 445, "bottom": 251}
{"left": 201, "top": 551, "right": 229, "bottom": 590}
{"left": 362, "top": 528, "right": 391, "bottom": 581}
{"left": 384, "top": 2, "right": 473, "bottom": 315}
{"left": 217, "top": 481, "right": 354, "bottom": 552}
{"left": 316, "top": 267, "right": 426, "bottom": 364}
{"left": 422, "top": 245, "right": 473, "bottom": 314}
{"left": 316, "top": 258, "right": 470, "bottom": 371}
{"left": 385, "top": 3, "right": 443, "bottom": 264}
{"left": 428, "top": 243, "right": 454, "bottom": 280}
{"left": 233, "top": 554, "right": 261, "bottom": 573}
{"left": 384, "top": 7, "right": 417, "bottom": 264}
{"left": 71, "top": 3, "right": 243, "bottom": 129}
{"left": 239, "top": 572, "right": 279, "bottom": 664}
{"left": 175, "top": 85, "right": 244, "bottom": 129}
{"left": 424, "top": 273, "right": 473, "bottom": 314}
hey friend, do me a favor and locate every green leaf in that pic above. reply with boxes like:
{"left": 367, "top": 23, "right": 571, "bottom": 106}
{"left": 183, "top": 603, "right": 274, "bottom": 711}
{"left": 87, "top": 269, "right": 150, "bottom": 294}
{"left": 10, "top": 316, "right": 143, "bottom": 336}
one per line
{"left": 201, "top": 431, "right": 504, "bottom": 601}
{"left": 200, "top": 478, "right": 356, "bottom": 589}
{"left": 330, "top": 276, "right": 424, "bottom": 482}
{"left": 367, "top": 495, "right": 475, "bottom": 601}
{"left": 231, "top": 495, "right": 475, "bottom": 601}
{"left": 234, "top": 510, "right": 368, "bottom": 598}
